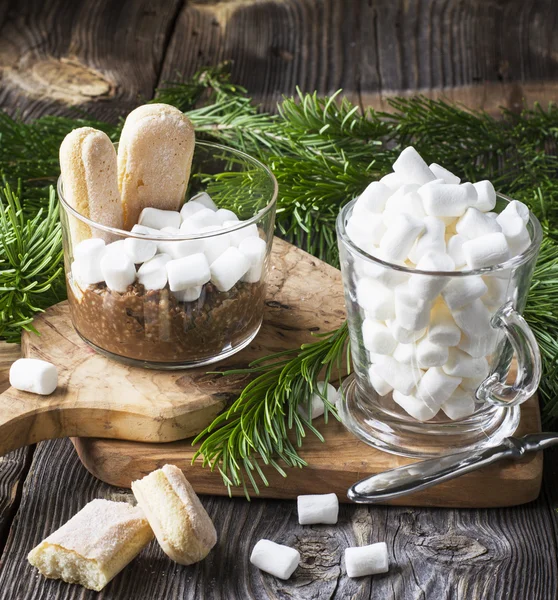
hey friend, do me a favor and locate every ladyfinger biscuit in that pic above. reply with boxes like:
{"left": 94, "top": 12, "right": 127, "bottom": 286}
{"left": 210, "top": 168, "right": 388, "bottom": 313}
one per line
{"left": 27, "top": 499, "right": 154, "bottom": 591}
{"left": 59, "top": 127, "right": 123, "bottom": 243}
{"left": 131, "top": 464, "right": 217, "bottom": 565}
{"left": 118, "top": 104, "right": 195, "bottom": 229}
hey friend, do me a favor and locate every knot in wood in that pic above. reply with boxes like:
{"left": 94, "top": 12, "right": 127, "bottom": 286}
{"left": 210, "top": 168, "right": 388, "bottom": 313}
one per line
{"left": 415, "top": 534, "right": 489, "bottom": 564}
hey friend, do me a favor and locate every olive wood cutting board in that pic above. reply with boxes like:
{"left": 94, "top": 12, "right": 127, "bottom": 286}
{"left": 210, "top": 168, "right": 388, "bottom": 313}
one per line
{"left": 0, "top": 237, "right": 542, "bottom": 506}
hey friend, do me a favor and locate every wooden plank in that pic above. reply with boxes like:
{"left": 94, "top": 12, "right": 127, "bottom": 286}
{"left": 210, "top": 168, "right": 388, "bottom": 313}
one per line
{"left": 159, "top": 0, "right": 558, "bottom": 114}
{"left": 0, "top": 0, "right": 183, "bottom": 123}
{"left": 0, "top": 436, "right": 556, "bottom": 599}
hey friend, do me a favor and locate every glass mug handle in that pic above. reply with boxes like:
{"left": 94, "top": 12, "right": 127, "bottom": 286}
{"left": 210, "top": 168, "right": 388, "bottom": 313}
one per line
{"left": 476, "top": 302, "right": 542, "bottom": 407}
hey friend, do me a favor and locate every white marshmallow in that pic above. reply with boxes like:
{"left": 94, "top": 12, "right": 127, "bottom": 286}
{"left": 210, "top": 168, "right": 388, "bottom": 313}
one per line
{"left": 10, "top": 358, "right": 58, "bottom": 396}
{"left": 416, "top": 338, "right": 449, "bottom": 368}
{"left": 382, "top": 187, "right": 423, "bottom": 226}
{"left": 362, "top": 319, "right": 397, "bottom": 355}
{"left": 393, "top": 390, "right": 438, "bottom": 421}
{"left": 173, "top": 286, "right": 203, "bottom": 302}
{"left": 215, "top": 208, "right": 239, "bottom": 225}
{"left": 297, "top": 381, "right": 338, "bottom": 420}
{"left": 210, "top": 246, "right": 249, "bottom": 292}
{"left": 223, "top": 221, "right": 259, "bottom": 246}
{"left": 368, "top": 365, "right": 394, "bottom": 396}
{"left": 137, "top": 254, "right": 171, "bottom": 290}
{"left": 345, "top": 543, "right": 389, "bottom": 578}
{"left": 354, "top": 259, "right": 408, "bottom": 289}
{"left": 346, "top": 213, "right": 386, "bottom": 250}
{"left": 460, "top": 182, "right": 479, "bottom": 207}
{"left": 139, "top": 208, "right": 181, "bottom": 230}
{"left": 239, "top": 236, "right": 267, "bottom": 283}
{"left": 379, "top": 213, "right": 424, "bottom": 261}
{"left": 74, "top": 238, "right": 106, "bottom": 262}
{"left": 415, "top": 367, "right": 461, "bottom": 411}
{"left": 250, "top": 540, "right": 300, "bottom": 580}
{"left": 379, "top": 172, "right": 405, "bottom": 190}
{"left": 353, "top": 181, "right": 392, "bottom": 214}
{"left": 442, "top": 276, "right": 487, "bottom": 310}
{"left": 123, "top": 235, "right": 157, "bottom": 264}
{"left": 496, "top": 208, "right": 531, "bottom": 256}
{"left": 181, "top": 208, "right": 221, "bottom": 232}
{"left": 190, "top": 192, "right": 218, "bottom": 212}
{"left": 482, "top": 276, "right": 511, "bottom": 307}
{"left": 199, "top": 226, "right": 231, "bottom": 265}
{"left": 157, "top": 229, "right": 205, "bottom": 260}
{"left": 462, "top": 232, "right": 511, "bottom": 269}
{"left": 356, "top": 278, "right": 395, "bottom": 320}
{"left": 166, "top": 253, "right": 210, "bottom": 291}
{"left": 408, "top": 216, "right": 446, "bottom": 264}
{"left": 100, "top": 252, "right": 136, "bottom": 293}
{"left": 394, "top": 283, "right": 431, "bottom": 331}
{"left": 456, "top": 207, "right": 501, "bottom": 240}
{"left": 297, "top": 493, "right": 339, "bottom": 525}
{"left": 499, "top": 200, "right": 529, "bottom": 224}
{"left": 103, "top": 239, "right": 126, "bottom": 256}
{"left": 427, "top": 302, "right": 461, "bottom": 346}
{"left": 392, "top": 147, "right": 436, "bottom": 185}
{"left": 441, "top": 387, "right": 476, "bottom": 420}
{"left": 393, "top": 343, "right": 416, "bottom": 364}
{"left": 408, "top": 251, "right": 454, "bottom": 301}
{"left": 452, "top": 299, "right": 492, "bottom": 338}
{"left": 442, "top": 348, "right": 489, "bottom": 379}
{"left": 459, "top": 330, "right": 499, "bottom": 358}
{"left": 374, "top": 356, "right": 423, "bottom": 395}
{"left": 386, "top": 319, "right": 426, "bottom": 344}
{"left": 179, "top": 200, "right": 206, "bottom": 221}
{"left": 429, "top": 163, "right": 460, "bottom": 185}
{"left": 460, "top": 375, "right": 487, "bottom": 393}
{"left": 419, "top": 183, "right": 469, "bottom": 217}
{"left": 471, "top": 180, "right": 496, "bottom": 212}
{"left": 447, "top": 234, "right": 467, "bottom": 268}
{"left": 71, "top": 238, "right": 106, "bottom": 286}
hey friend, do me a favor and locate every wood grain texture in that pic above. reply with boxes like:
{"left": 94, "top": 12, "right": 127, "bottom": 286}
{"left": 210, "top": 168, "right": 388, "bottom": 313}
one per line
{"left": 0, "top": 0, "right": 183, "bottom": 122}
{"left": 0, "top": 237, "right": 346, "bottom": 456}
{"left": 72, "top": 395, "right": 542, "bottom": 508}
{"left": 159, "top": 0, "right": 558, "bottom": 113}
{"left": 0, "top": 437, "right": 557, "bottom": 600}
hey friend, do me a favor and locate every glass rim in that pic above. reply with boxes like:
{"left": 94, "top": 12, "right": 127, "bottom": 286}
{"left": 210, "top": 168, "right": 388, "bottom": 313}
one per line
{"left": 336, "top": 192, "right": 543, "bottom": 277}
{"left": 57, "top": 140, "right": 278, "bottom": 241}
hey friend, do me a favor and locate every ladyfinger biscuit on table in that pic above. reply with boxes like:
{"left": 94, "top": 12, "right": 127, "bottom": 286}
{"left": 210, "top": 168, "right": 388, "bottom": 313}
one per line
{"left": 131, "top": 464, "right": 217, "bottom": 565}
{"left": 118, "top": 104, "right": 195, "bottom": 229}
{"left": 59, "top": 127, "right": 123, "bottom": 243}
{"left": 27, "top": 499, "right": 154, "bottom": 591}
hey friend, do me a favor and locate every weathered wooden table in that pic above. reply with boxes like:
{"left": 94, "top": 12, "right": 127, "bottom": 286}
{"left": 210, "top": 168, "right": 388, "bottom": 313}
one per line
{"left": 1, "top": 1, "right": 558, "bottom": 598}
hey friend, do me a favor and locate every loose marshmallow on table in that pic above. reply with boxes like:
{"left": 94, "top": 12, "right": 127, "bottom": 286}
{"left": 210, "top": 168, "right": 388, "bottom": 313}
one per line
{"left": 353, "top": 181, "right": 392, "bottom": 215}
{"left": 441, "top": 387, "right": 476, "bottom": 420}
{"left": 297, "top": 493, "right": 339, "bottom": 525}
{"left": 250, "top": 540, "right": 300, "bottom": 580}
{"left": 419, "top": 183, "right": 470, "bottom": 217}
{"left": 429, "top": 163, "right": 460, "bottom": 185}
{"left": 379, "top": 213, "right": 424, "bottom": 262}
{"left": 137, "top": 254, "right": 171, "bottom": 290}
{"left": 166, "top": 253, "right": 210, "bottom": 291}
{"left": 139, "top": 207, "right": 181, "bottom": 230}
{"left": 10, "top": 358, "right": 58, "bottom": 395}
{"left": 297, "top": 381, "right": 338, "bottom": 420}
{"left": 392, "top": 146, "right": 436, "bottom": 185}
{"left": 72, "top": 238, "right": 106, "bottom": 285}
{"left": 455, "top": 207, "right": 501, "bottom": 240}
{"left": 239, "top": 236, "right": 267, "bottom": 283}
{"left": 356, "top": 279, "right": 395, "bottom": 320}
{"left": 362, "top": 319, "right": 397, "bottom": 355}
{"left": 190, "top": 191, "right": 218, "bottom": 212}
{"left": 393, "top": 390, "right": 438, "bottom": 421}
{"left": 462, "top": 232, "right": 511, "bottom": 269}
{"left": 408, "top": 216, "right": 446, "bottom": 264}
{"left": 345, "top": 543, "right": 389, "bottom": 578}
{"left": 368, "top": 365, "right": 394, "bottom": 396}
{"left": 210, "top": 246, "right": 249, "bottom": 292}
{"left": 415, "top": 367, "right": 461, "bottom": 412}
{"left": 100, "top": 252, "right": 136, "bottom": 293}
{"left": 179, "top": 200, "right": 205, "bottom": 221}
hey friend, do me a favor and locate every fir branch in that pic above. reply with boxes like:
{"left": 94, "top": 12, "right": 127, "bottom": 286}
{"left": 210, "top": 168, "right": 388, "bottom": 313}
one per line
{"left": 192, "top": 323, "right": 349, "bottom": 498}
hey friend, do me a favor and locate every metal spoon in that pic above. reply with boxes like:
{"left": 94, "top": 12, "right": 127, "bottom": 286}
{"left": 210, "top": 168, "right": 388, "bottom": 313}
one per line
{"left": 347, "top": 433, "right": 558, "bottom": 503}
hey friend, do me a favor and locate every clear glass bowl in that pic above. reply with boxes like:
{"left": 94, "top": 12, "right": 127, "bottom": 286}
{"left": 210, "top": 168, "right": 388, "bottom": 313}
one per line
{"left": 59, "top": 141, "right": 277, "bottom": 369}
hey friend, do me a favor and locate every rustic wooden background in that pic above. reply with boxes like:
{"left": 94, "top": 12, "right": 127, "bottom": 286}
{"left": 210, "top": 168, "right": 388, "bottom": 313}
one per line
{"left": 1, "top": 0, "right": 558, "bottom": 598}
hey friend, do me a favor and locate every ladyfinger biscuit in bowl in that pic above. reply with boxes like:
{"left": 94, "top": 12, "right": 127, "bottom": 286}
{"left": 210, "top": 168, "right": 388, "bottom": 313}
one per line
{"left": 131, "top": 464, "right": 217, "bottom": 565}
{"left": 27, "top": 499, "right": 154, "bottom": 591}
{"left": 118, "top": 104, "right": 195, "bottom": 229}
{"left": 59, "top": 127, "right": 123, "bottom": 243}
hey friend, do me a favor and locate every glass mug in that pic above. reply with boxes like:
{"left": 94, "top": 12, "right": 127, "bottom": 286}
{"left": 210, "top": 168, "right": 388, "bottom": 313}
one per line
{"left": 336, "top": 194, "right": 542, "bottom": 457}
{"left": 59, "top": 141, "right": 277, "bottom": 369}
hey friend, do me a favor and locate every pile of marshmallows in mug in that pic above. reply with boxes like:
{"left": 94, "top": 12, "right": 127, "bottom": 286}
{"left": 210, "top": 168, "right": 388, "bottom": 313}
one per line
{"left": 71, "top": 192, "right": 266, "bottom": 298}
{"left": 346, "top": 147, "right": 531, "bottom": 422}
